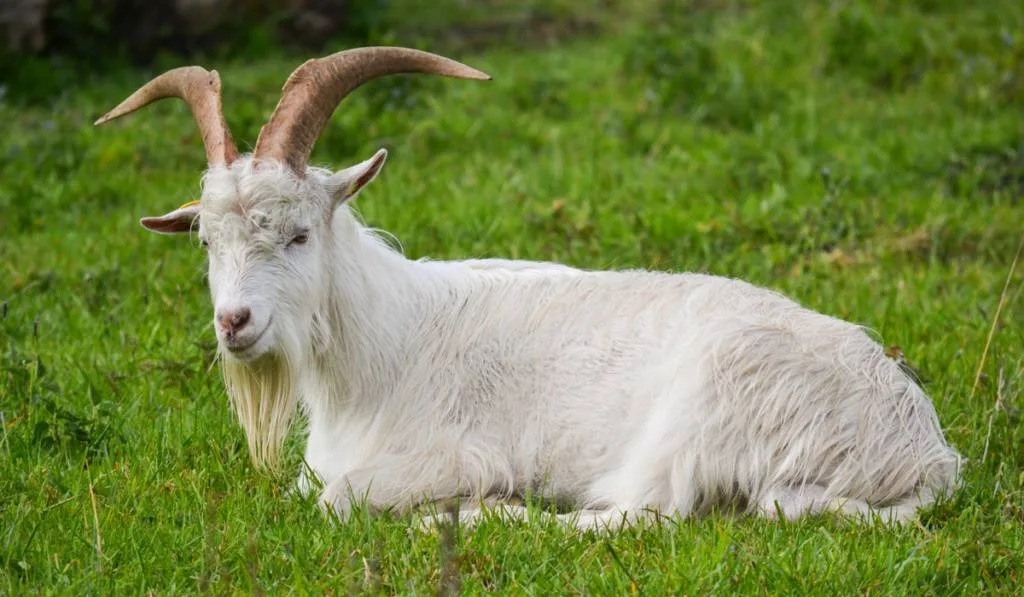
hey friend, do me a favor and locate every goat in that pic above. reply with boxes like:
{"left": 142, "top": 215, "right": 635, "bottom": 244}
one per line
{"left": 95, "top": 46, "right": 962, "bottom": 530}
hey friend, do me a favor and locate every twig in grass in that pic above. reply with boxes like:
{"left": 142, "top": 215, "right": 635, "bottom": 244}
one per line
{"left": 976, "top": 232, "right": 1023, "bottom": 465}
{"left": 0, "top": 411, "right": 10, "bottom": 457}
{"left": 198, "top": 496, "right": 219, "bottom": 593}
{"left": 438, "top": 499, "right": 462, "bottom": 597}
{"left": 981, "top": 368, "right": 1006, "bottom": 465}
{"left": 246, "top": 530, "right": 264, "bottom": 597}
{"left": 971, "top": 232, "right": 1023, "bottom": 402}
{"left": 86, "top": 462, "right": 104, "bottom": 574}
{"left": 361, "top": 551, "right": 382, "bottom": 593}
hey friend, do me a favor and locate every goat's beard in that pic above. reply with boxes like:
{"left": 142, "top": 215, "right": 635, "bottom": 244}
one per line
{"left": 221, "top": 350, "right": 298, "bottom": 471}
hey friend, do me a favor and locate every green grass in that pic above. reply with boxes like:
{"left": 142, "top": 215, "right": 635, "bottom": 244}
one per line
{"left": 2, "top": 0, "right": 1024, "bottom": 593}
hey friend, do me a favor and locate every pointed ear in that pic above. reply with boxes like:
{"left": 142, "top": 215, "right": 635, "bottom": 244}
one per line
{"left": 140, "top": 200, "right": 201, "bottom": 235}
{"left": 329, "top": 149, "right": 388, "bottom": 206}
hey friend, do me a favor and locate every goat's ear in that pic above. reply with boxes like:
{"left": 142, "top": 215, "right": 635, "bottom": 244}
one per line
{"left": 140, "top": 200, "right": 201, "bottom": 235}
{"left": 329, "top": 148, "right": 388, "bottom": 206}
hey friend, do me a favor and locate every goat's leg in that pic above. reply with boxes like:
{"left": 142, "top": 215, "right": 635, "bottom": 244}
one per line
{"left": 755, "top": 484, "right": 916, "bottom": 522}
{"left": 872, "top": 489, "right": 938, "bottom": 523}
{"left": 555, "top": 507, "right": 665, "bottom": 532}
{"left": 828, "top": 492, "right": 931, "bottom": 524}
{"left": 578, "top": 376, "right": 711, "bottom": 526}
{"left": 418, "top": 504, "right": 660, "bottom": 533}
{"left": 755, "top": 484, "right": 929, "bottom": 523}
{"left": 755, "top": 484, "right": 841, "bottom": 520}
{"left": 417, "top": 498, "right": 530, "bottom": 531}
{"left": 318, "top": 452, "right": 469, "bottom": 520}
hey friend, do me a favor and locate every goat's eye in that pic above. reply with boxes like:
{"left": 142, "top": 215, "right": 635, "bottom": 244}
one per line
{"left": 288, "top": 232, "right": 309, "bottom": 247}
{"left": 200, "top": 239, "right": 209, "bottom": 249}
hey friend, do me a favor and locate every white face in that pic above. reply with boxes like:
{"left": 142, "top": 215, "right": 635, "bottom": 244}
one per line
{"left": 199, "top": 198, "right": 325, "bottom": 362}
{"left": 139, "top": 150, "right": 388, "bottom": 364}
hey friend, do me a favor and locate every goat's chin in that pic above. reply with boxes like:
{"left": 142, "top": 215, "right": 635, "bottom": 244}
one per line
{"left": 220, "top": 333, "right": 276, "bottom": 364}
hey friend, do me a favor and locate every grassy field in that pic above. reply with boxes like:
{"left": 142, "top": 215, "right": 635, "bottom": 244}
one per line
{"left": 2, "top": 0, "right": 1023, "bottom": 593}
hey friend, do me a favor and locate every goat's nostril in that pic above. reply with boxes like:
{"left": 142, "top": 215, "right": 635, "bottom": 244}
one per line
{"left": 218, "top": 308, "right": 252, "bottom": 334}
{"left": 233, "top": 308, "right": 251, "bottom": 330}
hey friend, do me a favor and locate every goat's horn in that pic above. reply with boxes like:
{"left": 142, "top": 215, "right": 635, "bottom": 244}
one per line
{"left": 94, "top": 66, "right": 239, "bottom": 167}
{"left": 253, "top": 46, "right": 491, "bottom": 175}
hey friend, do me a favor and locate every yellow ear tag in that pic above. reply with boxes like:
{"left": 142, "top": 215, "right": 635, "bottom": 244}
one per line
{"left": 178, "top": 199, "right": 200, "bottom": 210}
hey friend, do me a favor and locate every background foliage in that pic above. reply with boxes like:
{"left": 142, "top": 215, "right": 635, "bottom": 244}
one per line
{"left": 2, "top": 0, "right": 1023, "bottom": 592}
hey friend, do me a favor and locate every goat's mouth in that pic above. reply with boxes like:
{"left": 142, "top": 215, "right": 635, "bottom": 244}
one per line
{"left": 223, "top": 318, "right": 272, "bottom": 360}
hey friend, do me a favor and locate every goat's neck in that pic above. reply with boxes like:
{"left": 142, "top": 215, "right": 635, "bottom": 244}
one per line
{"left": 302, "top": 216, "right": 447, "bottom": 422}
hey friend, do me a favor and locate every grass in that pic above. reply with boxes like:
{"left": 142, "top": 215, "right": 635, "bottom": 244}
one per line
{"left": 2, "top": 0, "right": 1023, "bottom": 592}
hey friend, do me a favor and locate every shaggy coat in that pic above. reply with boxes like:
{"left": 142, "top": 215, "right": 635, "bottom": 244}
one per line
{"left": 155, "top": 153, "right": 963, "bottom": 529}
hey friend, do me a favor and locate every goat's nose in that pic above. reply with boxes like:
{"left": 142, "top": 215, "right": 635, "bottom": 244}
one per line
{"left": 217, "top": 307, "right": 251, "bottom": 336}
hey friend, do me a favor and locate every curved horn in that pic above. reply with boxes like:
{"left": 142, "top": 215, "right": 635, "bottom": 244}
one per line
{"left": 254, "top": 46, "right": 491, "bottom": 175}
{"left": 94, "top": 66, "right": 239, "bottom": 167}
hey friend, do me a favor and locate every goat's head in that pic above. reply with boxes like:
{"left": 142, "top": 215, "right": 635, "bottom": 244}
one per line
{"left": 96, "top": 48, "right": 490, "bottom": 364}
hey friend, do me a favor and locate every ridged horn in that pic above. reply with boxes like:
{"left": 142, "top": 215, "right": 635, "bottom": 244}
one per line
{"left": 253, "top": 46, "right": 491, "bottom": 175}
{"left": 94, "top": 66, "right": 239, "bottom": 167}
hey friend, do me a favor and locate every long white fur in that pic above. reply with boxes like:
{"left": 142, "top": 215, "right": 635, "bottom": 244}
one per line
{"left": 174, "top": 154, "right": 961, "bottom": 530}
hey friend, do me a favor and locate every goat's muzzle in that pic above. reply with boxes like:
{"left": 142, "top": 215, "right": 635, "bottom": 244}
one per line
{"left": 217, "top": 307, "right": 251, "bottom": 338}
{"left": 216, "top": 307, "right": 271, "bottom": 358}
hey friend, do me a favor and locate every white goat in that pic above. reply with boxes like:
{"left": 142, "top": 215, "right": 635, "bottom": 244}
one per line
{"left": 96, "top": 47, "right": 962, "bottom": 530}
